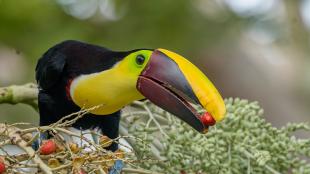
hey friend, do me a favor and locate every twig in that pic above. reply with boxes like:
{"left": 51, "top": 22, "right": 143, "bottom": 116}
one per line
{"left": 51, "top": 162, "right": 72, "bottom": 171}
{"left": 142, "top": 105, "right": 168, "bottom": 137}
{"left": 122, "top": 167, "right": 164, "bottom": 174}
{"left": 240, "top": 148, "right": 282, "bottom": 174}
{"left": 0, "top": 123, "right": 53, "bottom": 174}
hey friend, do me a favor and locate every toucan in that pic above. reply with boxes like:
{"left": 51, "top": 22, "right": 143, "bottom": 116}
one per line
{"left": 35, "top": 40, "right": 226, "bottom": 151}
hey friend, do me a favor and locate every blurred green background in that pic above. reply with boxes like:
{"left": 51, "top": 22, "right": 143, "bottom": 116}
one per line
{"left": 0, "top": 0, "right": 309, "bottom": 136}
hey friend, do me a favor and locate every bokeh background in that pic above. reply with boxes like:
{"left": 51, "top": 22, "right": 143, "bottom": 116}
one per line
{"left": 0, "top": 0, "right": 309, "bottom": 137}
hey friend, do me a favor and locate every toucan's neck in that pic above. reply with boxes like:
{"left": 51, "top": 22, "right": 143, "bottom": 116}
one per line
{"left": 70, "top": 68, "right": 144, "bottom": 115}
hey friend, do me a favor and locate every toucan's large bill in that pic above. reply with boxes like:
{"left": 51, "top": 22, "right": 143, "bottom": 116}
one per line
{"left": 137, "top": 49, "right": 226, "bottom": 133}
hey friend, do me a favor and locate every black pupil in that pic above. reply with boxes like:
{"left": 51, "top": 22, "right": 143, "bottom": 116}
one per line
{"left": 136, "top": 55, "right": 145, "bottom": 65}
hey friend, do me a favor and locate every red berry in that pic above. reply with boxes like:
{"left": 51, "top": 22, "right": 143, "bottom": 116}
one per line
{"left": 200, "top": 112, "right": 216, "bottom": 126}
{"left": 40, "top": 140, "right": 57, "bottom": 155}
{"left": 73, "top": 168, "right": 87, "bottom": 174}
{"left": 0, "top": 158, "right": 6, "bottom": 174}
{"left": 79, "top": 169, "right": 87, "bottom": 174}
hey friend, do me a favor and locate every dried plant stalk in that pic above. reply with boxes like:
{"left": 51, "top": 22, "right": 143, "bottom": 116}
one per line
{"left": 1, "top": 84, "right": 310, "bottom": 174}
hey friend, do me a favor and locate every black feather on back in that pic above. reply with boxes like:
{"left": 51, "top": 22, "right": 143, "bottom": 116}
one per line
{"left": 36, "top": 40, "right": 120, "bottom": 89}
{"left": 35, "top": 49, "right": 66, "bottom": 90}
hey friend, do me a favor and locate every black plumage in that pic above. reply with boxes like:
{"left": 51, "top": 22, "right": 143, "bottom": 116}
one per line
{"left": 36, "top": 40, "right": 135, "bottom": 151}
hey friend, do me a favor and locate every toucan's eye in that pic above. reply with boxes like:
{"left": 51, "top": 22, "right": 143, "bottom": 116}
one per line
{"left": 136, "top": 55, "right": 145, "bottom": 65}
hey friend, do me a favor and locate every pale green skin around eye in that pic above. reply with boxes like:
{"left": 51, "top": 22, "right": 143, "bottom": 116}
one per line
{"left": 123, "top": 50, "right": 153, "bottom": 77}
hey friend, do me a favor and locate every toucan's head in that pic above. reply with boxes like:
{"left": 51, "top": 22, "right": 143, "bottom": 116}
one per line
{"left": 68, "top": 47, "right": 225, "bottom": 133}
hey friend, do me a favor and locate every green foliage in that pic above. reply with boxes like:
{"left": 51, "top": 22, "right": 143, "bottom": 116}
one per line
{"left": 129, "top": 98, "right": 310, "bottom": 174}
{"left": 0, "top": 0, "right": 243, "bottom": 64}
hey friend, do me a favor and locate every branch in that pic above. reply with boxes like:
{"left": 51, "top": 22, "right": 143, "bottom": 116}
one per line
{"left": 0, "top": 83, "right": 38, "bottom": 110}
{"left": 0, "top": 123, "right": 52, "bottom": 174}
{"left": 0, "top": 121, "right": 159, "bottom": 173}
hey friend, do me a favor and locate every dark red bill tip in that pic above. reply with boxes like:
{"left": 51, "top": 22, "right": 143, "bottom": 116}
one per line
{"left": 200, "top": 112, "right": 216, "bottom": 126}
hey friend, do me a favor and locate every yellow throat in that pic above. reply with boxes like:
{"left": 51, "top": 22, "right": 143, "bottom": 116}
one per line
{"left": 70, "top": 65, "right": 144, "bottom": 115}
